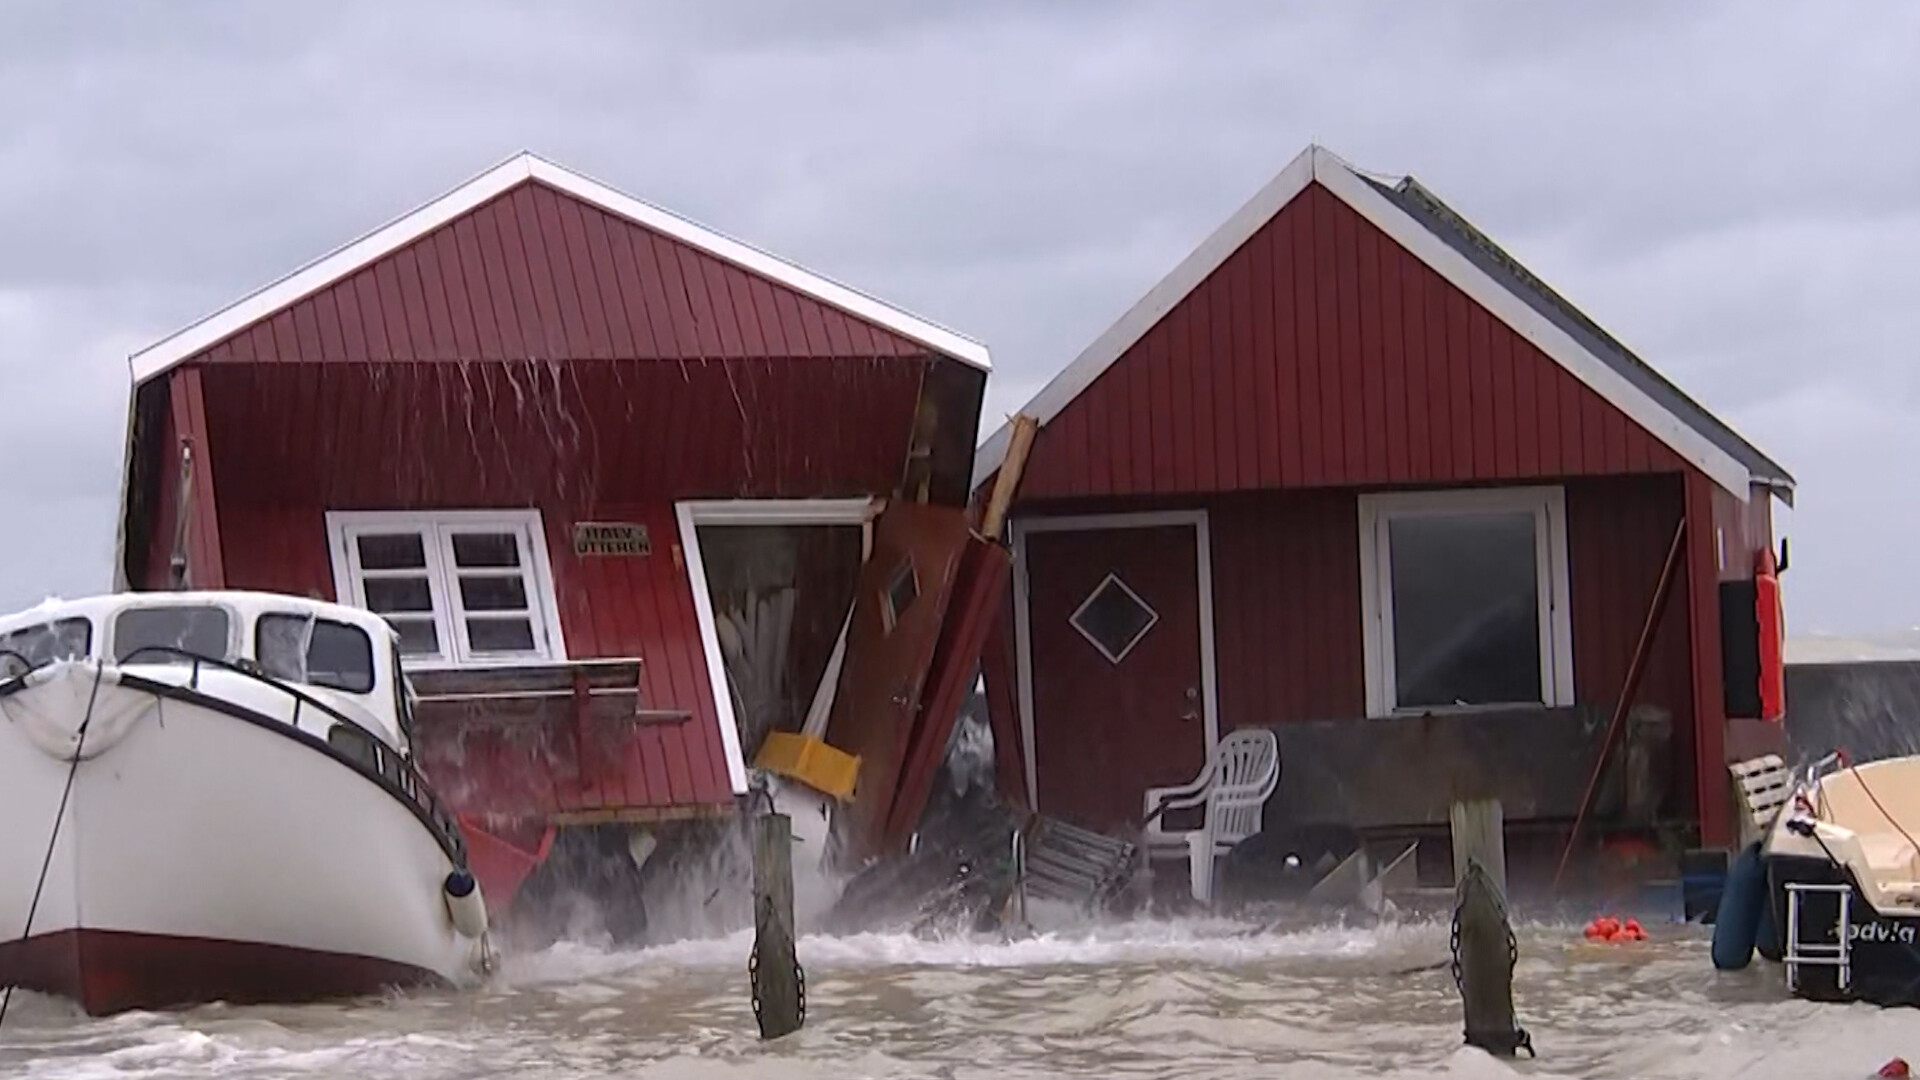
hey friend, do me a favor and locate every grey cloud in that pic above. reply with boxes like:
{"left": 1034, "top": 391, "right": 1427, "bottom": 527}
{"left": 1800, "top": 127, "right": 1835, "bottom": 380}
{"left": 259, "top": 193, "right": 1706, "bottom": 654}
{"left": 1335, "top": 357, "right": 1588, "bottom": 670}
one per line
{"left": 0, "top": 0, "right": 1914, "bottom": 636}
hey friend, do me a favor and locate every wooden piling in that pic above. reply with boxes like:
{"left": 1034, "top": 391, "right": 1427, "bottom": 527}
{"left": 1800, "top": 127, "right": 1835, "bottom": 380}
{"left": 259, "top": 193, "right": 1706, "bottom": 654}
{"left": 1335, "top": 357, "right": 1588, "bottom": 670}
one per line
{"left": 1450, "top": 799, "right": 1507, "bottom": 897}
{"left": 749, "top": 812, "right": 806, "bottom": 1040}
{"left": 1449, "top": 799, "right": 1531, "bottom": 1058}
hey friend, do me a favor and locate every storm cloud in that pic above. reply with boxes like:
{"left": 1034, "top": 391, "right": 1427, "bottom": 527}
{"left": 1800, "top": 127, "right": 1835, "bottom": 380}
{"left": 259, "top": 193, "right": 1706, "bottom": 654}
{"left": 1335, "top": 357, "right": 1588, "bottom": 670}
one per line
{"left": 1, "top": 1, "right": 1914, "bottom": 637}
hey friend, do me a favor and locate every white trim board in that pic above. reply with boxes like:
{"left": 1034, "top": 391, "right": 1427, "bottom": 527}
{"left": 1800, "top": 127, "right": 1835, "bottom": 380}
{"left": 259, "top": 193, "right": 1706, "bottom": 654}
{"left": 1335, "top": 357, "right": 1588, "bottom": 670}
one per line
{"left": 1355, "top": 485, "right": 1575, "bottom": 718}
{"left": 127, "top": 153, "right": 988, "bottom": 383}
{"left": 675, "top": 497, "right": 881, "bottom": 796}
{"left": 1009, "top": 509, "right": 1219, "bottom": 815}
{"left": 973, "top": 144, "right": 1756, "bottom": 500}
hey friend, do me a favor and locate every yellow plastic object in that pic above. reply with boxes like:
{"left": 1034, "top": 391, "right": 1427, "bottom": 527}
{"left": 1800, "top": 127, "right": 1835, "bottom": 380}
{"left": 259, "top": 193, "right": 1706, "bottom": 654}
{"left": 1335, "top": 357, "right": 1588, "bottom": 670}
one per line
{"left": 753, "top": 731, "right": 862, "bottom": 801}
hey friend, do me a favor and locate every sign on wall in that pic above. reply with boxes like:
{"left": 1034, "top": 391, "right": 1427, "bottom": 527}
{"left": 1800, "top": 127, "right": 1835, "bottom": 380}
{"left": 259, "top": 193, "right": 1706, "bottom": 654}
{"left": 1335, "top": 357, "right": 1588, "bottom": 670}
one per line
{"left": 572, "top": 521, "right": 651, "bottom": 557}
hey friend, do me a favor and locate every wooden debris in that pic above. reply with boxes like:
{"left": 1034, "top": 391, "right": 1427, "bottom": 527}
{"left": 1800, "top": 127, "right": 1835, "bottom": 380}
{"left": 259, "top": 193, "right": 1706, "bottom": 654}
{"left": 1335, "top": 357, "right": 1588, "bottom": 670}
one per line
{"left": 978, "top": 414, "right": 1038, "bottom": 539}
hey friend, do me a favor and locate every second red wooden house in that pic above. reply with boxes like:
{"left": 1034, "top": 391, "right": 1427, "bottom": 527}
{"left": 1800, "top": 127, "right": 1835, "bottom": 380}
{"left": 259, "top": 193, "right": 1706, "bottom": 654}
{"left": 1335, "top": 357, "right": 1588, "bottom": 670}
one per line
{"left": 975, "top": 145, "right": 1794, "bottom": 890}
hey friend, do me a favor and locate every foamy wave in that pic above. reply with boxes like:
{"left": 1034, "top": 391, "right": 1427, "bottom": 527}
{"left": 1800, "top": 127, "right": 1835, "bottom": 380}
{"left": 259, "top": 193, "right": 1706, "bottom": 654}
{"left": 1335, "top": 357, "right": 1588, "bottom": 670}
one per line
{"left": 495, "top": 911, "right": 1451, "bottom": 989}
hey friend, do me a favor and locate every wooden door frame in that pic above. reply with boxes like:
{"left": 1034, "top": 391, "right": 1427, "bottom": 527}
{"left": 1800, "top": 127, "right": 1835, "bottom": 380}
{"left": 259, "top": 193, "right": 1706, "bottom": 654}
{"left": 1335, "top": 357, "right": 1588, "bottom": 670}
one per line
{"left": 676, "top": 497, "right": 882, "bottom": 795}
{"left": 1010, "top": 508, "right": 1220, "bottom": 814}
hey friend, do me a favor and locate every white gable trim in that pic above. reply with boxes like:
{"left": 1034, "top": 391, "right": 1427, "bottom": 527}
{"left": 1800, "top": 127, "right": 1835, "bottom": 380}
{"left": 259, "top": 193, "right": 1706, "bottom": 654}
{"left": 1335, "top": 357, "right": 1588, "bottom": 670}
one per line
{"left": 127, "top": 152, "right": 988, "bottom": 386}
{"left": 974, "top": 146, "right": 1315, "bottom": 493}
{"left": 973, "top": 145, "right": 1752, "bottom": 499}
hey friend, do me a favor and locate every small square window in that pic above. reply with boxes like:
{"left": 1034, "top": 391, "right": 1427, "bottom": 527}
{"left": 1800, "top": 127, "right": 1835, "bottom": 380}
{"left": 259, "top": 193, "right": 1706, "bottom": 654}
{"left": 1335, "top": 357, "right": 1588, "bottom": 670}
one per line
{"left": 1070, "top": 573, "right": 1159, "bottom": 664}
{"left": 881, "top": 558, "right": 919, "bottom": 633}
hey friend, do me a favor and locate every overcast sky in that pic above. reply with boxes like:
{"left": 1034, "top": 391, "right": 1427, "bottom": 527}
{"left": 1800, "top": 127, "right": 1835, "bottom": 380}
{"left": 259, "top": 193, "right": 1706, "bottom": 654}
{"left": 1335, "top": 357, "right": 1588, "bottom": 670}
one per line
{"left": 1, "top": 2, "right": 1914, "bottom": 638}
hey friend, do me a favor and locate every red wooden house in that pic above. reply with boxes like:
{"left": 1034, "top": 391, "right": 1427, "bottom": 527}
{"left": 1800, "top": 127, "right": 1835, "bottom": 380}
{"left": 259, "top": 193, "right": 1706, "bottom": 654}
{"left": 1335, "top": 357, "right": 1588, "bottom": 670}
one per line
{"left": 109, "top": 152, "right": 991, "bottom": 911}
{"left": 974, "top": 145, "right": 1793, "bottom": 883}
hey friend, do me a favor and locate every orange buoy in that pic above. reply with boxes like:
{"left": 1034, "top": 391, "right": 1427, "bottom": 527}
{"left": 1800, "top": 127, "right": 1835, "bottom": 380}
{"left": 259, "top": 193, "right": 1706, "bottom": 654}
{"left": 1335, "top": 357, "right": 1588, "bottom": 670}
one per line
{"left": 1581, "top": 915, "right": 1645, "bottom": 943}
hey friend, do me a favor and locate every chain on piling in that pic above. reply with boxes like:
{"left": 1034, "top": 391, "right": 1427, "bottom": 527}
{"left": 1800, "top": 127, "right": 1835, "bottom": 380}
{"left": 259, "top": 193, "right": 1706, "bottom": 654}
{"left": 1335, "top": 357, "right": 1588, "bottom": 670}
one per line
{"left": 1448, "top": 860, "right": 1533, "bottom": 1058}
{"left": 748, "top": 894, "right": 805, "bottom": 1033}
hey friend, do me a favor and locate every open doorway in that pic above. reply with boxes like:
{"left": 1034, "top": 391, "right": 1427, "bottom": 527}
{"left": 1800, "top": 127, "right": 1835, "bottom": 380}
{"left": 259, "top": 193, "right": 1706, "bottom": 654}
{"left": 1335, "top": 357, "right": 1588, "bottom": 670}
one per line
{"left": 676, "top": 499, "right": 878, "bottom": 780}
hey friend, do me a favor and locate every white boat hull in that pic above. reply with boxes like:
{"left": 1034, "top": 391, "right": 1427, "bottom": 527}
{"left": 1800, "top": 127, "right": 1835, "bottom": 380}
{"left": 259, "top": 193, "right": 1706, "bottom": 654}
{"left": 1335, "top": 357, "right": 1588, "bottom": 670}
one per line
{"left": 0, "top": 661, "right": 491, "bottom": 1014}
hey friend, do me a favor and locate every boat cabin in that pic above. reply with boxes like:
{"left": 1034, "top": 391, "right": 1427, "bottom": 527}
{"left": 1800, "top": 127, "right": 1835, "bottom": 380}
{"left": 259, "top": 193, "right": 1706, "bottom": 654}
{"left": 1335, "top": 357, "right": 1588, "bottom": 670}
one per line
{"left": 0, "top": 591, "right": 416, "bottom": 764}
{"left": 975, "top": 144, "right": 1796, "bottom": 886}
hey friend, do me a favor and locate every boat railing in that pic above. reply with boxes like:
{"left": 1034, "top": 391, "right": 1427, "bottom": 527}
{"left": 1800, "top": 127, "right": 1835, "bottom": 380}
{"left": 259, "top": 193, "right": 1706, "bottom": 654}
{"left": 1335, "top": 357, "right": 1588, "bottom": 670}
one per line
{"left": 109, "top": 645, "right": 468, "bottom": 865}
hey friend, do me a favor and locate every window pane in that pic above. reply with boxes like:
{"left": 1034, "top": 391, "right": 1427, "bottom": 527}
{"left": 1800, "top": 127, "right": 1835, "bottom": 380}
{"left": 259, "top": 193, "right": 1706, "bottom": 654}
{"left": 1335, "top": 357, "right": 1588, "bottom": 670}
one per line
{"left": 364, "top": 576, "right": 434, "bottom": 614}
{"left": 115, "top": 606, "right": 231, "bottom": 664}
{"left": 882, "top": 559, "right": 918, "bottom": 631}
{"left": 459, "top": 574, "right": 529, "bottom": 612}
{"left": 1388, "top": 511, "right": 1542, "bottom": 709}
{"left": 327, "top": 721, "right": 381, "bottom": 773}
{"left": 388, "top": 618, "right": 441, "bottom": 657}
{"left": 467, "top": 617, "right": 536, "bottom": 653}
{"left": 357, "top": 533, "right": 428, "bottom": 571}
{"left": 257, "top": 613, "right": 376, "bottom": 694}
{"left": 0, "top": 618, "right": 92, "bottom": 678}
{"left": 450, "top": 532, "right": 521, "bottom": 569}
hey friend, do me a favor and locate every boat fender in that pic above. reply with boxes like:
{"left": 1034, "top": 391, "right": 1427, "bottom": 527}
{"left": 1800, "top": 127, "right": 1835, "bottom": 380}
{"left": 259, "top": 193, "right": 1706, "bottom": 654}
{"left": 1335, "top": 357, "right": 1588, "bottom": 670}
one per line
{"left": 1711, "top": 841, "right": 1767, "bottom": 970}
{"left": 443, "top": 869, "right": 489, "bottom": 939}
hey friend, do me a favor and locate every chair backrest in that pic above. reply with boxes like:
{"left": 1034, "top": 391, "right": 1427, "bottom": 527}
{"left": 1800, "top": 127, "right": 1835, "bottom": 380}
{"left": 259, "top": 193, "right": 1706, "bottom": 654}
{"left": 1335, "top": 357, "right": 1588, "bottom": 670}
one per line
{"left": 1207, "top": 727, "right": 1280, "bottom": 844}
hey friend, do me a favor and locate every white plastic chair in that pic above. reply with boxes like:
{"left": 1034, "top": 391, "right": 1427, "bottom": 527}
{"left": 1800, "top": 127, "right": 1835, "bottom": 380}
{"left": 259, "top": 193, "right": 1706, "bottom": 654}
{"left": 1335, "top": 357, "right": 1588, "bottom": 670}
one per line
{"left": 1140, "top": 727, "right": 1280, "bottom": 904}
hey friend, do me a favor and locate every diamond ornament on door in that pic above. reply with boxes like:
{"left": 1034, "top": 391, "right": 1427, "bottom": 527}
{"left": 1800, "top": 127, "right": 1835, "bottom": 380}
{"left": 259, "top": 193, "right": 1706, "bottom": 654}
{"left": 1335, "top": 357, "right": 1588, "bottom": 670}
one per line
{"left": 1069, "top": 572, "right": 1159, "bottom": 664}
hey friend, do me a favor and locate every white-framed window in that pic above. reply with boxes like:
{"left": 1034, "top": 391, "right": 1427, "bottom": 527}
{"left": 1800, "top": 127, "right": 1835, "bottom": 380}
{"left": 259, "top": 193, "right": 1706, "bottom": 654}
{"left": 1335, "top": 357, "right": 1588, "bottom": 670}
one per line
{"left": 1357, "top": 486, "right": 1574, "bottom": 717}
{"left": 324, "top": 509, "right": 567, "bottom": 668}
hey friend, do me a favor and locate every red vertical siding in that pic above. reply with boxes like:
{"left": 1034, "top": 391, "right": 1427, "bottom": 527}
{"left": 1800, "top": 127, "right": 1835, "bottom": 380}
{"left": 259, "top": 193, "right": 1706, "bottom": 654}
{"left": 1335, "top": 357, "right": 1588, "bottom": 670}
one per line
{"left": 1565, "top": 474, "right": 1696, "bottom": 818}
{"left": 177, "top": 182, "right": 925, "bottom": 367}
{"left": 1017, "top": 183, "right": 1687, "bottom": 500}
{"left": 1033, "top": 474, "right": 1701, "bottom": 818}
{"left": 197, "top": 359, "right": 927, "bottom": 509}
{"left": 1685, "top": 471, "right": 1731, "bottom": 845}
{"left": 541, "top": 502, "right": 731, "bottom": 805}
{"left": 218, "top": 505, "right": 336, "bottom": 599}
{"left": 1208, "top": 489, "right": 1366, "bottom": 726}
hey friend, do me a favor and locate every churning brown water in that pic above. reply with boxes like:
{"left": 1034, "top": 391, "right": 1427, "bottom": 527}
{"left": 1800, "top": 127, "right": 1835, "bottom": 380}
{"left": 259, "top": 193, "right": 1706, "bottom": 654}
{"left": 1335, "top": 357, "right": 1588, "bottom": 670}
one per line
{"left": 0, "top": 913, "right": 1909, "bottom": 1079}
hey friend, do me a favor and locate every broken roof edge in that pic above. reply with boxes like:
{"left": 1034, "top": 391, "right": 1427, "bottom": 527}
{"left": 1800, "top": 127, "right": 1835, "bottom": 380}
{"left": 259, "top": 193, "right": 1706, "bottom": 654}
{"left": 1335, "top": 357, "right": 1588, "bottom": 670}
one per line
{"left": 1376, "top": 172, "right": 1794, "bottom": 494}
{"left": 125, "top": 150, "right": 991, "bottom": 386}
{"left": 974, "top": 144, "right": 1773, "bottom": 503}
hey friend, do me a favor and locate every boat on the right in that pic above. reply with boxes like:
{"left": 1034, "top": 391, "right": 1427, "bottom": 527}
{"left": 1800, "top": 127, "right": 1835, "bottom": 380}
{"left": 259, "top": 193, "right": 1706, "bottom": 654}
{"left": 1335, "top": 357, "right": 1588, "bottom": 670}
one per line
{"left": 1759, "top": 752, "right": 1920, "bottom": 1005}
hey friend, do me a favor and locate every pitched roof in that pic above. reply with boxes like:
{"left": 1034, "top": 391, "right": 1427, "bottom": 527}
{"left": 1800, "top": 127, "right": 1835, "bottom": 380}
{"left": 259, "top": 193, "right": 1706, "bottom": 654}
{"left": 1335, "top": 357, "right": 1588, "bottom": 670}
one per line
{"left": 1367, "top": 175, "right": 1791, "bottom": 493}
{"left": 975, "top": 144, "right": 1790, "bottom": 503}
{"left": 127, "top": 151, "right": 990, "bottom": 383}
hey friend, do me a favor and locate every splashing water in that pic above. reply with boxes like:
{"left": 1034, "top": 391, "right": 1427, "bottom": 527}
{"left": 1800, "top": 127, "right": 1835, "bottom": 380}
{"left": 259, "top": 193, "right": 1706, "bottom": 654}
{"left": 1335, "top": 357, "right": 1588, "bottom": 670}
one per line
{"left": 1, "top": 913, "right": 1909, "bottom": 1079}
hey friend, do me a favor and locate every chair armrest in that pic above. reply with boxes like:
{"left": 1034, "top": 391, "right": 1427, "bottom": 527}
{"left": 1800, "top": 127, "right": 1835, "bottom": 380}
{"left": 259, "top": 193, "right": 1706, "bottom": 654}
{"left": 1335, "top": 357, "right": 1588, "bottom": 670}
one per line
{"left": 1142, "top": 759, "right": 1216, "bottom": 820}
